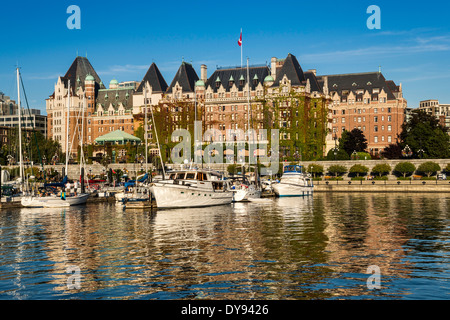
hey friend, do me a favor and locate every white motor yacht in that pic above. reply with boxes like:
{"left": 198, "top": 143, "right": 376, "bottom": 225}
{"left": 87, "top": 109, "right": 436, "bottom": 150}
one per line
{"left": 150, "top": 169, "right": 233, "bottom": 209}
{"left": 272, "top": 165, "right": 314, "bottom": 197}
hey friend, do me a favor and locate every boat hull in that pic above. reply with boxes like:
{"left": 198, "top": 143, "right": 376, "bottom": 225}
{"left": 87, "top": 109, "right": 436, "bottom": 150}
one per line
{"left": 151, "top": 184, "right": 233, "bottom": 209}
{"left": 272, "top": 183, "right": 313, "bottom": 197}
{"left": 21, "top": 193, "right": 90, "bottom": 208}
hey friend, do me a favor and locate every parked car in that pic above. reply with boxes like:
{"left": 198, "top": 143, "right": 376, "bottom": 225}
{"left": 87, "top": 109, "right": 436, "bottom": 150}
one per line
{"left": 437, "top": 173, "right": 447, "bottom": 180}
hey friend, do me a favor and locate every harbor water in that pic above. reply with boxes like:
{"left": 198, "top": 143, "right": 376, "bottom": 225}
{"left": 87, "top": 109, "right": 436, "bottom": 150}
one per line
{"left": 0, "top": 193, "right": 448, "bottom": 300}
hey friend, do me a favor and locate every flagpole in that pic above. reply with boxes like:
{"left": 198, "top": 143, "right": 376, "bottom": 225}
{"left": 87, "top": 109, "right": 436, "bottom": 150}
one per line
{"left": 240, "top": 28, "right": 243, "bottom": 68}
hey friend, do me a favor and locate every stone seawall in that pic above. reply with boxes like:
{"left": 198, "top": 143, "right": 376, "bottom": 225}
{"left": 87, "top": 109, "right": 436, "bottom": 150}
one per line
{"left": 313, "top": 182, "right": 450, "bottom": 193}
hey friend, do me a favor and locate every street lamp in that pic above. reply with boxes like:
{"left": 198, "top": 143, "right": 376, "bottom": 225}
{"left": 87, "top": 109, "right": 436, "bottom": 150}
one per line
{"left": 402, "top": 145, "right": 412, "bottom": 158}
{"left": 418, "top": 148, "right": 425, "bottom": 159}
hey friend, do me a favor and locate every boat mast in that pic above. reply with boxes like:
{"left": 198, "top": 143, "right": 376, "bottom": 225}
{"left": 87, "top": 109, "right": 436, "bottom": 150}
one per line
{"left": 79, "top": 95, "right": 85, "bottom": 175}
{"left": 144, "top": 87, "right": 148, "bottom": 173}
{"left": 16, "top": 67, "right": 24, "bottom": 187}
{"left": 65, "top": 80, "right": 70, "bottom": 176}
{"left": 148, "top": 83, "right": 166, "bottom": 179}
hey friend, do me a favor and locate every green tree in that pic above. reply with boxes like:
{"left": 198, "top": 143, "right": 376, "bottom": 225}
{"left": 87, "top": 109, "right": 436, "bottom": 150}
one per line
{"left": 399, "top": 110, "right": 450, "bottom": 159}
{"left": 444, "top": 163, "right": 450, "bottom": 174}
{"left": 417, "top": 161, "right": 441, "bottom": 178}
{"left": 381, "top": 142, "right": 403, "bottom": 159}
{"left": 339, "top": 128, "right": 368, "bottom": 155}
{"left": 371, "top": 163, "right": 392, "bottom": 177}
{"left": 307, "top": 164, "right": 324, "bottom": 178}
{"left": 349, "top": 164, "right": 369, "bottom": 177}
{"left": 394, "top": 162, "right": 416, "bottom": 178}
{"left": 227, "top": 164, "right": 238, "bottom": 175}
{"left": 328, "top": 164, "right": 347, "bottom": 177}
{"left": 326, "top": 148, "right": 349, "bottom": 160}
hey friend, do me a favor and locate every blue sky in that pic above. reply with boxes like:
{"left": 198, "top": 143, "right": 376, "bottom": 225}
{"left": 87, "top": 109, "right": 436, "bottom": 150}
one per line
{"left": 1, "top": 0, "right": 450, "bottom": 114}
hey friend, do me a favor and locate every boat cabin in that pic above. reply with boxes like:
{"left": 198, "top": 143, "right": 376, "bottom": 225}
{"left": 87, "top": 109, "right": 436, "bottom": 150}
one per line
{"left": 283, "top": 165, "right": 303, "bottom": 173}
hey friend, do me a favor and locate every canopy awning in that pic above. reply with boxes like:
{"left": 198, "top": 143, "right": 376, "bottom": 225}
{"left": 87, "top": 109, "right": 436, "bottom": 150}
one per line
{"left": 95, "top": 130, "right": 141, "bottom": 144}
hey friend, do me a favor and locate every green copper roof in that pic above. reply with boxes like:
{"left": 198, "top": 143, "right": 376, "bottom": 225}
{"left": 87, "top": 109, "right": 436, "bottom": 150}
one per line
{"left": 85, "top": 74, "right": 95, "bottom": 81}
{"left": 264, "top": 75, "right": 274, "bottom": 82}
{"left": 95, "top": 130, "right": 141, "bottom": 144}
{"left": 195, "top": 80, "right": 205, "bottom": 86}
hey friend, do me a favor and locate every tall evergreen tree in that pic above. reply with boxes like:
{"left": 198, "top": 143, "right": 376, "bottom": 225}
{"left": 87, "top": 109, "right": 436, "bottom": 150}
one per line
{"left": 339, "top": 128, "right": 368, "bottom": 155}
{"left": 399, "top": 110, "right": 450, "bottom": 159}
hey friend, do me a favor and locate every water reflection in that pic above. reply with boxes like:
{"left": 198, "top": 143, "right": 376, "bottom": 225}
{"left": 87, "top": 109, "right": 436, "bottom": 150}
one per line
{"left": 0, "top": 193, "right": 448, "bottom": 299}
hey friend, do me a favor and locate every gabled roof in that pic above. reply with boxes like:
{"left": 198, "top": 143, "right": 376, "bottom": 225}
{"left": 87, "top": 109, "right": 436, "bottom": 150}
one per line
{"left": 304, "top": 71, "right": 323, "bottom": 93}
{"left": 62, "top": 56, "right": 102, "bottom": 93}
{"left": 272, "top": 53, "right": 306, "bottom": 87}
{"left": 205, "top": 66, "right": 270, "bottom": 92}
{"left": 94, "top": 130, "right": 141, "bottom": 144}
{"left": 316, "top": 72, "right": 397, "bottom": 100}
{"left": 96, "top": 88, "right": 134, "bottom": 111}
{"left": 136, "top": 63, "right": 168, "bottom": 93}
{"left": 167, "top": 62, "right": 199, "bottom": 93}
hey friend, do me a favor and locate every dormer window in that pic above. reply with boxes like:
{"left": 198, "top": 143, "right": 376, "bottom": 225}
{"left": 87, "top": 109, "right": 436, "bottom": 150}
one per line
{"left": 239, "top": 75, "right": 245, "bottom": 87}
{"left": 253, "top": 74, "right": 259, "bottom": 86}
{"left": 215, "top": 77, "right": 221, "bottom": 88}
{"left": 228, "top": 75, "right": 234, "bottom": 87}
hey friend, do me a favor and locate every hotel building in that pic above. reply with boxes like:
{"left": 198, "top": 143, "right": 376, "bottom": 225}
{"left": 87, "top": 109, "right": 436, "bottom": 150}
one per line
{"left": 317, "top": 72, "right": 407, "bottom": 156}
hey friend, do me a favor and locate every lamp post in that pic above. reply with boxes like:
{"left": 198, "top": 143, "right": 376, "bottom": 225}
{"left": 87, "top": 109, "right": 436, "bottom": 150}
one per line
{"left": 402, "top": 145, "right": 412, "bottom": 158}
{"left": 418, "top": 148, "right": 425, "bottom": 159}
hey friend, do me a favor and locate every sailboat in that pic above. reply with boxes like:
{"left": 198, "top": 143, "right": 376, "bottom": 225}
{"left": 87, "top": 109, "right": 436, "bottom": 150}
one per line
{"left": 120, "top": 87, "right": 153, "bottom": 209}
{"left": 232, "top": 59, "right": 262, "bottom": 202}
{"left": 21, "top": 78, "right": 89, "bottom": 208}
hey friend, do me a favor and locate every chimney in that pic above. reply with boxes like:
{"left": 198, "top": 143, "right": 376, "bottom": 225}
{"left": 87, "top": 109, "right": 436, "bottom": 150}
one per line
{"left": 201, "top": 64, "right": 207, "bottom": 82}
{"left": 271, "top": 57, "right": 277, "bottom": 78}
{"left": 307, "top": 69, "right": 317, "bottom": 76}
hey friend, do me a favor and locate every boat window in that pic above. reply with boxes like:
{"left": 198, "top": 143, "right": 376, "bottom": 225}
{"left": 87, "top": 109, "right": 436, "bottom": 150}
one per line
{"left": 176, "top": 173, "right": 185, "bottom": 180}
{"left": 185, "top": 172, "right": 196, "bottom": 180}
{"left": 169, "top": 173, "right": 176, "bottom": 180}
{"left": 212, "top": 182, "right": 223, "bottom": 190}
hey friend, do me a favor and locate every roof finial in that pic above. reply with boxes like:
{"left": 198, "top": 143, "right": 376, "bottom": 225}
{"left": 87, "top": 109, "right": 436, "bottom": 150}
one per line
{"left": 378, "top": 65, "right": 381, "bottom": 73}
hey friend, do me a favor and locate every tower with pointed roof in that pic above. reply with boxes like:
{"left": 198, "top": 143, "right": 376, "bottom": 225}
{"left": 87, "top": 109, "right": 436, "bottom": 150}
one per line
{"left": 46, "top": 56, "right": 103, "bottom": 156}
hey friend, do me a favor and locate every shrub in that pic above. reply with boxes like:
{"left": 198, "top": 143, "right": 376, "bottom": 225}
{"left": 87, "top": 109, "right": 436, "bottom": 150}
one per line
{"left": 371, "top": 163, "right": 392, "bottom": 177}
{"left": 307, "top": 164, "right": 324, "bottom": 178}
{"left": 351, "top": 152, "right": 372, "bottom": 160}
{"left": 349, "top": 164, "right": 369, "bottom": 177}
{"left": 326, "top": 148, "right": 350, "bottom": 161}
{"left": 328, "top": 164, "right": 347, "bottom": 177}
{"left": 417, "top": 161, "right": 441, "bottom": 178}
{"left": 444, "top": 163, "right": 450, "bottom": 174}
{"left": 227, "top": 164, "right": 238, "bottom": 175}
{"left": 394, "top": 162, "right": 416, "bottom": 178}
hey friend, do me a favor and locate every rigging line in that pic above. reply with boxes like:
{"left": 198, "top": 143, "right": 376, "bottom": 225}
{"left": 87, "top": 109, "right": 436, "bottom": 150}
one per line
{"left": 19, "top": 70, "right": 44, "bottom": 174}
{"left": 69, "top": 100, "right": 83, "bottom": 162}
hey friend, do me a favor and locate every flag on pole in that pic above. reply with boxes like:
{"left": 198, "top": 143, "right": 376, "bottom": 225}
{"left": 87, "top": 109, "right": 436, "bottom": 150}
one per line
{"left": 238, "top": 30, "right": 242, "bottom": 46}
